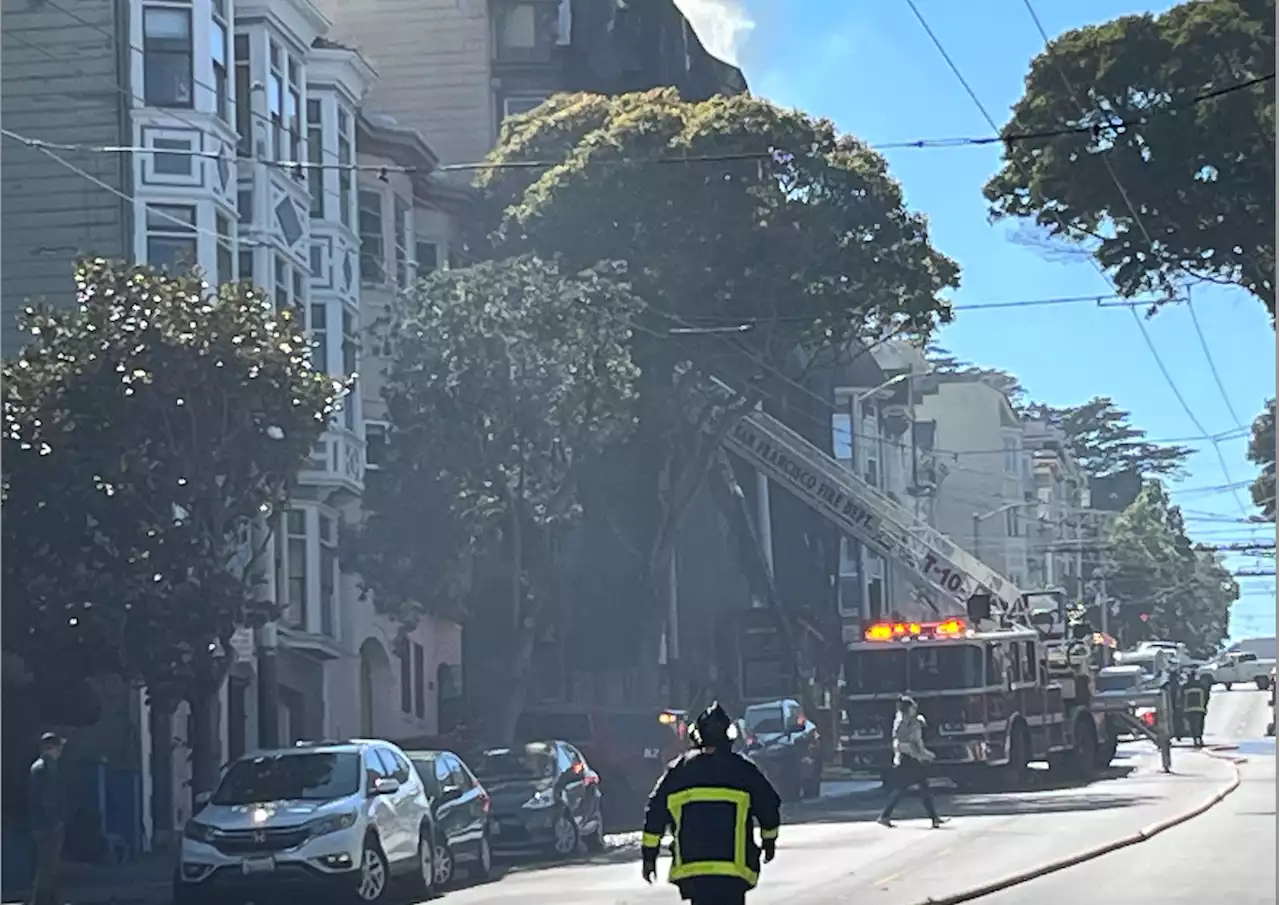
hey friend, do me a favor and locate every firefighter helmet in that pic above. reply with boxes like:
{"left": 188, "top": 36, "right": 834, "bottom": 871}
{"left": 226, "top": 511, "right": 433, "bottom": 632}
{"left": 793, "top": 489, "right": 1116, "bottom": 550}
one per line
{"left": 691, "top": 702, "right": 734, "bottom": 749}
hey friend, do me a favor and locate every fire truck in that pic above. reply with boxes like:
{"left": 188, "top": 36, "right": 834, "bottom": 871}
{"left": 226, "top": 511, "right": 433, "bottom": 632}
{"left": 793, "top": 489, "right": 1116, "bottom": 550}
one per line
{"left": 698, "top": 377, "right": 1171, "bottom": 786}
{"left": 839, "top": 607, "right": 1113, "bottom": 788}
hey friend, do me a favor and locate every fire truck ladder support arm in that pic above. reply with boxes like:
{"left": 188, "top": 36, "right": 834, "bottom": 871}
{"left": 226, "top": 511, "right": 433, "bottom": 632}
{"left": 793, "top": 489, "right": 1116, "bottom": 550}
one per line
{"left": 703, "top": 380, "right": 1026, "bottom": 621}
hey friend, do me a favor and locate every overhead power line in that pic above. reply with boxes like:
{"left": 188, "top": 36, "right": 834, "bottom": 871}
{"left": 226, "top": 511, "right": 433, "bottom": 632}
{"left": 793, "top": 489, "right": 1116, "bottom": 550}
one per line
{"left": 1020, "top": 0, "right": 1253, "bottom": 520}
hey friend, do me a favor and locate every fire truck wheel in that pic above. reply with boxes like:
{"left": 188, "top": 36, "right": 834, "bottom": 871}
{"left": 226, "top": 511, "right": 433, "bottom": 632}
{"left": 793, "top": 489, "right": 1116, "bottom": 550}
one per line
{"left": 1069, "top": 713, "right": 1097, "bottom": 778}
{"left": 999, "top": 722, "right": 1032, "bottom": 791}
{"left": 1096, "top": 734, "right": 1119, "bottom": 769}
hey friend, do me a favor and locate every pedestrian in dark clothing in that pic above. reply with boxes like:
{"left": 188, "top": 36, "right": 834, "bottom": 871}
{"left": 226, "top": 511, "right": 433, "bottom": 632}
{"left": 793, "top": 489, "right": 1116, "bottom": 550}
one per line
{"left": 28, "top": 732, "right": 66, "bottom": 905}
{"left": 878, "top": 696, "right": 946, "bottom": 828}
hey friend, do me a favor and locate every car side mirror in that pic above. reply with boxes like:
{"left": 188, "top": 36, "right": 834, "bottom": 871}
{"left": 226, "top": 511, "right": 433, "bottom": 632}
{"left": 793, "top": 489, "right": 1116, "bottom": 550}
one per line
{"left": 372, "top": 777, "right": 401, "bottom": 796}
{"left": 194, "top": 791, "right": 212, "bottom": 808}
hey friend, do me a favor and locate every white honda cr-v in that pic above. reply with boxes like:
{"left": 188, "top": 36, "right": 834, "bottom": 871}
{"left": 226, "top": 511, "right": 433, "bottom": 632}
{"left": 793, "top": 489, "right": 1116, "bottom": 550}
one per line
{"left": 175, "top": 740, "right": 437, "bottom": 904}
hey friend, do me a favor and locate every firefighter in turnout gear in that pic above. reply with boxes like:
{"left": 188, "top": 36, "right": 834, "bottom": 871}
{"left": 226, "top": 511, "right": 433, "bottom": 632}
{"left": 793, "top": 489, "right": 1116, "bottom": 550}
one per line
{"left": 641, "top": 703, "right": 782, "bottom": 905}
{"left": 1181, "top": 679, "right": 1209, "bottom": 748}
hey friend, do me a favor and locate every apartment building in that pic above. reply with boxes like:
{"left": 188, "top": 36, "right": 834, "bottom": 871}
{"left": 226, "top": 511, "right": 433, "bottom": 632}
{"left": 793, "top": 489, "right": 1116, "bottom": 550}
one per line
{"left": 915, "top": 377, "right": 1034, "bottom": 587}
{"left": 2, "top": 0, "right": 462, "bottom": 849}
{"left": 827, "top": 342, "right": 938, "bottom": 635}
{"left": 313, "top": 0, "right": 748, "bottom": 169}
{"left": 1022, "top": 414, "right": 1091, "bottom": 596}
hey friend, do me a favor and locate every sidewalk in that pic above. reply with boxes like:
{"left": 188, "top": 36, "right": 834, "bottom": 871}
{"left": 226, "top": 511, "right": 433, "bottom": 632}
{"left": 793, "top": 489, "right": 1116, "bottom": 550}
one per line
{"left": 3, "top": 853, "right": 172, "bottom": 905}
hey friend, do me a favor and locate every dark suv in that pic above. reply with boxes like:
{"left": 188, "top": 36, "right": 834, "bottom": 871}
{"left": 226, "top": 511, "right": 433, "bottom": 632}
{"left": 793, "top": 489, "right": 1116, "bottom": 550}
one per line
{"left": 739, "top": 699, "right": 822, "bottom": 801}
{"left": 513, "top": 708, "right": 686, "bottom": 832}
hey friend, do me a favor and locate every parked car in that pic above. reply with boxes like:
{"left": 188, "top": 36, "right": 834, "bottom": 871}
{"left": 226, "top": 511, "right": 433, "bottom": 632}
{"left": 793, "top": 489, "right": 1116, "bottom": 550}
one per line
{"left": 513, "top": 707, "right": 686, "bottom": 832}
{"left": 175, "top": 740, "right": 434, "bottom": 905}
{"left": 1206, "top": 650, "right": 1277, "bottom": 690}
{"left": 404, "top": 749, "right": 493, "bottom": 888}
{"left": 472, "top": 740, "right": 605, "bottom": 858}
{"left": 739, "top": 699, "right": 821, "bottom": 801}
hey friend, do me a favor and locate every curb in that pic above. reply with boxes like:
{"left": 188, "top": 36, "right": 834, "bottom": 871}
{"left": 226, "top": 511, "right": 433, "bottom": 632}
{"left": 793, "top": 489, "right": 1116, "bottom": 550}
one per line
{"left": 914, "top": 748, "right": 1246, "bottom": 905}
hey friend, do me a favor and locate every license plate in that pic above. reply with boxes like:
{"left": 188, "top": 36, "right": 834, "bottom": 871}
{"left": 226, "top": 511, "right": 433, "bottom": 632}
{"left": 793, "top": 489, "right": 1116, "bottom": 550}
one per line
{"left": 644, "top": 748, "right": 661, "bottom": 759}
{"left": 241, "top": 857, "right": 276, "bottom": 875}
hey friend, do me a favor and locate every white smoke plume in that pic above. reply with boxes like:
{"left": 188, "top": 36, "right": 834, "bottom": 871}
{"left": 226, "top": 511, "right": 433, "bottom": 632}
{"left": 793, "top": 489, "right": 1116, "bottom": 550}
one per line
{"left": 672, "top": 0, "right": 755, "bottom": 67}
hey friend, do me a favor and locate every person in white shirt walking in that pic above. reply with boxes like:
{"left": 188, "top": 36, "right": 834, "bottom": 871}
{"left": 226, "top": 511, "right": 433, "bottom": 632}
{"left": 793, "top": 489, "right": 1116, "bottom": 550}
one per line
{"left": 877, "top": 696, "right": 946, "bottom": 828}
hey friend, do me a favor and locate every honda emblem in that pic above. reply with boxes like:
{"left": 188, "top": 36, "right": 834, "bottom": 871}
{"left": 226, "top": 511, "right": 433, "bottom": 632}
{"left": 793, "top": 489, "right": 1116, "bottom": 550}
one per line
{"left": 253, "top": 830, "right": 268, "bottom": 844}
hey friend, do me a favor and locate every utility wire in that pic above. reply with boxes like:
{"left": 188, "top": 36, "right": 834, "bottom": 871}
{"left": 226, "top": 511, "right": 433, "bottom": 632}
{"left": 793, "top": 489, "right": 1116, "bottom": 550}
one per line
{"left": 1186, "top": 286, "right": 1247, "bottom": 429}
{"left": 1020, "top": 0, "right": 1252, "bottom": 519}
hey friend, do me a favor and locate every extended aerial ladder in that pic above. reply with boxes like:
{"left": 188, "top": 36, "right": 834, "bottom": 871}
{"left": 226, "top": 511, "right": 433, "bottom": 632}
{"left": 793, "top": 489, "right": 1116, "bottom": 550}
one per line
{"left": 704, "top": 383, "right": 1032, "bottom": 627}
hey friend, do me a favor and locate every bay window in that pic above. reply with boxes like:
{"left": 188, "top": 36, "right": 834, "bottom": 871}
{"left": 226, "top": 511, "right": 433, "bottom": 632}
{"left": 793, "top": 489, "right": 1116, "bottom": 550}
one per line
{"left": 341, "top": 308, "right": 357, "bottom": 430}
{"left": 145, "top": 204, "right": 197, "bottom": 272}
{"left": 216, "top": 214, "right": 234, "bottom": 285}
{"left": 234, "top": 34, "right": 251, "bottom": 155}
{"left": 280, "top": 509, "right": 308, "bottom": 630}
{"left": 319, "top": 514, "right": 337, "bottom": 638}
{"left": 394, "top": 195, "right": 410, "bottom": 287}
{"left": 309, "top": 302, "right": 328, "bottom": 372}
{"left": 337, "top": 109, "right": 352, "bottom": 228}
{"left": 268, "top": 41, "right": 284, "bottom": 160}
{"left": 307, "top": 99, "right": 324, "bottom": 217}
{"left": 211, "top": 0, "right": 229, "bottom": 121}
{"left": 358, "top": 189, "right": 384, "bottom": 283}
{"left": 286, "top": 57, "right": 303, "bottom": 178}
{"left": 274, "top": 254, "right": 303, "bottom": 313}
{"left": 143, "top": 5, "right": 194, "bottom": 108}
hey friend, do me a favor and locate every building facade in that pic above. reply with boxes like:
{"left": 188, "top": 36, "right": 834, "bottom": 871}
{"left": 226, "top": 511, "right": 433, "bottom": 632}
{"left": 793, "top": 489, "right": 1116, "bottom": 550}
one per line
{"left": 2, "top": 0, "right": 462, "bottom": 851}
{"left": 916, "top": 377, "right": 1035, "bottom": 587}
{"left": 313, "top": 0, "right": 747, "bottom": 169}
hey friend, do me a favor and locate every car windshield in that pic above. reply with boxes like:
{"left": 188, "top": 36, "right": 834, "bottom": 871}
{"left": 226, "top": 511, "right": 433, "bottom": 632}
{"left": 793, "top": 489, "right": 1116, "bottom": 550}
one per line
{"left": 845, "top": 649, "right": 909, "bottom": 694}
{"left": 743, "top": 705, "right": 786, "bottom": 734}
{"left": 1096, "top": 673, "right": 1144, "bottom": 692}
{"left": 212, "top": 752, "right": 361, "bottom": 805}
{"left": 471, "top": 745, "right": 557, "bottom": 782}
{"left": 908, "top": 645, "right": 984, "bottom": 691}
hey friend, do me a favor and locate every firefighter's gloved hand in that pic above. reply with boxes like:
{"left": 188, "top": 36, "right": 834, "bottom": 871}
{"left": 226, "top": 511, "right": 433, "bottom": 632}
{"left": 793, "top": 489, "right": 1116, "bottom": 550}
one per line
{"left": 762, "top": 838, "right": 776, "bottom": 863}
{"left": 642, "top": 857, "right": 657, "bottom": 884}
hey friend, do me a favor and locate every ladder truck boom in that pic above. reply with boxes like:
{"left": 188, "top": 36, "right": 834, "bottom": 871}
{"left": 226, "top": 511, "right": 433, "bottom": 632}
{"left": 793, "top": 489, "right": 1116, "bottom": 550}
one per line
{"left": 714, "top": 397, "right": 1027, "bottom": 622}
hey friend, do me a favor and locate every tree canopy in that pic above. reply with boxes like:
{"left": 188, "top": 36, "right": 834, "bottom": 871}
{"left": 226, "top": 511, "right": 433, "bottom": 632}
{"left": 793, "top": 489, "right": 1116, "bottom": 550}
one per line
{"left": 984, "top": 0, "right": 1276, "bottom": 315}
{"left": 1103, "top": 482, "right": 1236, "bottom": 655}
{"left": 2, "top": 260, "right": 340, "bottom": 700}
{"left": 478, "top": 89, "right": 960, "bottom": 359}
{"left": 349, "top": 256, "right": 641, "bottom": 735}
{"left": 468, "top": 91, "right": 961, "bottom": 689}
{"left": 1247, "top": 398, "right": 1276, "bottom": 521}
{"left": 1025, "top": 397, "right": 1192, "bottom": 479}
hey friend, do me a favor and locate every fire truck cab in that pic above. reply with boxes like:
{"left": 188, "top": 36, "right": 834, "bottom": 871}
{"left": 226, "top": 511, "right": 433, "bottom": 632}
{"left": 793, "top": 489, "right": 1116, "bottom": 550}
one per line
{"left": 839, "top": 615, "right": 1104, "bottom": 789}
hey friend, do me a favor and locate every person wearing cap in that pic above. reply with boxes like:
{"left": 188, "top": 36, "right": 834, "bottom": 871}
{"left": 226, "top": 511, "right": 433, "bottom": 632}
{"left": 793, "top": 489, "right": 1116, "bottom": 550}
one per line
{"left": 877, "top": 696, "right": 946, "bottom": 829}
{"left": 28, "top": 732, "right": 66, "bottom": 905}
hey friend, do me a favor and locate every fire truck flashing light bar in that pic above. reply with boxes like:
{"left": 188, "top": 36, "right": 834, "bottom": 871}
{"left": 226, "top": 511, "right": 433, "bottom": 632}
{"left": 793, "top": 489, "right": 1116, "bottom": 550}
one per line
{"left": 864, "top": 618, "right": 968, "bottom": 641}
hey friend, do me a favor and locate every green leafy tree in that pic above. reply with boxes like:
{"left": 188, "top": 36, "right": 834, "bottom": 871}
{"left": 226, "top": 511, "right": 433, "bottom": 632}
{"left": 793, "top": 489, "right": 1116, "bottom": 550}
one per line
{"left": 473, "top": 90, "right": 959, "bottom": 690}
{"left": 352, "top": 256, "right": 641, "bottom": 741}
{"left": 1247, "top": 398, "right": 1276, "bottom": 521}
{"left": 925, "top": 344, "right": 1027, "bottom": 409}
{"left": 3, "top": 259, "right": 340, "bottom": 801}
{"left": 1025, "top": 397, "right": 1192, "bottom": 479}
{"left": 984, "top": 0, "right": 1276, "bottom": 315}
{"left": 1102, "top": 483, "right": 1235, "bottom": 655}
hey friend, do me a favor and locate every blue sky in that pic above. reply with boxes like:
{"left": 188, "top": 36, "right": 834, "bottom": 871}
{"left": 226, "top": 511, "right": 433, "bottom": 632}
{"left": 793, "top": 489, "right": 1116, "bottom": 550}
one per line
{"left": 676, "top": 0, "right": 1277, "bottom": 640}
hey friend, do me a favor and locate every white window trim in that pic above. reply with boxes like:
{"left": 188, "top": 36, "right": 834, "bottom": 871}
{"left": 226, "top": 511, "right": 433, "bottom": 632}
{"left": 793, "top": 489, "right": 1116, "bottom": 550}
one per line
{"left": 140, "top": 126, "right": 202, "bottom": 186}
{"left": 141, "top": 2, "right": 196, "bottom": 110}
{"left": 358, "top": 185, "right": 388, "bottom": 285}
{"left": 277, "top": 506, "right": 341, "bottom": 641}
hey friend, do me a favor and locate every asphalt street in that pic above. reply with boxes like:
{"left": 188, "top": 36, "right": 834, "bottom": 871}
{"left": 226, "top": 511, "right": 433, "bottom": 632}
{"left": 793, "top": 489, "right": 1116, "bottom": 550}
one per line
{"left": 439, "top": 686, "right": 1275, "bottom": 905}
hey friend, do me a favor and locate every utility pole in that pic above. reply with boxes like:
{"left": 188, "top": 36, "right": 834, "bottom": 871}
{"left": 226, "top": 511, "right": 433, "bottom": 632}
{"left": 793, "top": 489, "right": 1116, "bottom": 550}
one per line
{"left": 1097, "top": 567, "right": 1111, "bottom": 666}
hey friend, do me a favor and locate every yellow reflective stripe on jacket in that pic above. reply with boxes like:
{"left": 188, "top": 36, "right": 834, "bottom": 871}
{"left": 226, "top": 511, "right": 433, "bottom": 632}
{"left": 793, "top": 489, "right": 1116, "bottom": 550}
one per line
{"left": 759, "top": 827, "right": 779, "bottom": 840}
{"left": 668, "top": 861, "right": 759, "bottom": 886}
{"left": 641, "top": 832, "right": 663, "bottom": 849}
{"left": 666, "top": 786, "right": 756, "bottom": 886}
{"left": 1183, "top": 687, "right": 1207, "bottom": 712}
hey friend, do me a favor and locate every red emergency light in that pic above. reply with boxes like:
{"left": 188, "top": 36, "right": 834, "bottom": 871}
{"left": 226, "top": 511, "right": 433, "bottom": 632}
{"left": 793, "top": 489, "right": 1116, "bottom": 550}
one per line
{"left": 864, "top": 618, "right": 968, "bottom": 642}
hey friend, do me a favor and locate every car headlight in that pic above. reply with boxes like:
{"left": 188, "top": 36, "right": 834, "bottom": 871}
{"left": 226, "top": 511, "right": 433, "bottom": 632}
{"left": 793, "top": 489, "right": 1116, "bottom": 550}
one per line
{"left": 522, "top": 788, "right": 556, "bottom": 809}
{"left": 308, "top": 810, "right": 360, "bottom": 838}
{"left": 184, "top": 820, "right": 218, "bottom": 844}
